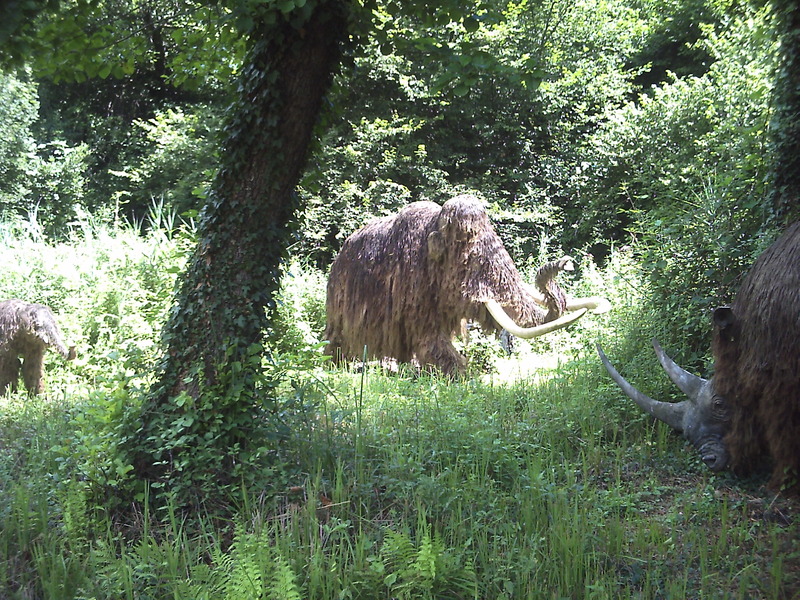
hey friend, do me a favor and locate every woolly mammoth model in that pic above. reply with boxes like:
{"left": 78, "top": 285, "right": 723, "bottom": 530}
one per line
{"left": 0, "top": 299, "right": 76, "bottom": 396}
{"left": 598, "top": 220, "right": 800, "bottom": 493}
{"left": 325, "top": 195, "right": 610, "bottom": 375}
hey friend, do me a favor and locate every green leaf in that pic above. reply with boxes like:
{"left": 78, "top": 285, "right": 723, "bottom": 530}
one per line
{"left": 463, "top": 16, "right": 480, "bottom": 33}
{"left": 452, "top": 82, "right": 470, "bottom": 96}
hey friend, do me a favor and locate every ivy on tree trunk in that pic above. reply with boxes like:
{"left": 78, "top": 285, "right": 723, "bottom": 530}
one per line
{"left": 132, "top": 0, "right": 348, "bottom": 492}
{"left": 769, "top": 0, "right": 800, "bottom": 223}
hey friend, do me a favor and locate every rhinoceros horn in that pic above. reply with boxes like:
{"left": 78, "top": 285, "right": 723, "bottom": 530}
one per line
{"left": 651, "top": 339, "right": 707, "bottom": 399}
{"left": 596, "top": 341, "right": 691, "bottom": 432}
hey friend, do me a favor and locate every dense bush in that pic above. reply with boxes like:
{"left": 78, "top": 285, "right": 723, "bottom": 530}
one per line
{"left": 0, "top": 0, "right": 797, "bottom": 595}
{"left": 270, "top": 259, "right": 328, "bottom": 355}
{"left": 0, "top": 73, "right": 92, "bottom": 233}
{"left": 0, "top": 73, "right": 38, "bottom": 209}
{"left": 108, "top": 104, "right": 221, "bottom": 219}
{"left": 0, "top": 208, "right": 190, "bottom": 386}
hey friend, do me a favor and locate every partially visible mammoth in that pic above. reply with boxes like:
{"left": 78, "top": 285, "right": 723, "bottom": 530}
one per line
{"left": 325, "top": 195, "right": 610, "bottom": 375}
{"left": 598, "top": 221, "right": 800, "bottom": 493}
{"left": 0, "top": 299, "right": 76, "bottom": 396}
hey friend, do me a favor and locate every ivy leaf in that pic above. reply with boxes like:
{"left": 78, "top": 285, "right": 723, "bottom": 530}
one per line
{"left": 278, "top": 0, "right": 296, "bottom": 14}
{"left": 452, "top": 82, "right": 471, "bottom": 96}
{"left": 463, "top": 16, "right": 480, "bottom": 33}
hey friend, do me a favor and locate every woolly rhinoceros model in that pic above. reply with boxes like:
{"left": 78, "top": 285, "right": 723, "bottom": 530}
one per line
{"left": 598, "top": 220, "right": 800, "bottom": 493}
{"left": 0, "top": 299, "right": 76, "bottom": 396}
{"left": 325, "top": 194, "right": 610, "bottom": 375}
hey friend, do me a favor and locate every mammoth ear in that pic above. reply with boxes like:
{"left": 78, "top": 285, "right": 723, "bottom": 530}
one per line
{"left": 428, "top": 231, "right": 444, "bottom": 261}
{"left": 712, "top": 306, "right": 734, "bottom": 330}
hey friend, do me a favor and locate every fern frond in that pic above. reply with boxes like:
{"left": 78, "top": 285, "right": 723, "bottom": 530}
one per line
{"left": 267, "top": 555, "right": 302, "bottom": 600}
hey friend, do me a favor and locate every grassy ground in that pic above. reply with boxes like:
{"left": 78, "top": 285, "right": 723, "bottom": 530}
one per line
{"left": 0, "top": 218, "right": 796, "bottom": 598}
{"left": 0, "top": 343, "right": 796, "bottom": 599}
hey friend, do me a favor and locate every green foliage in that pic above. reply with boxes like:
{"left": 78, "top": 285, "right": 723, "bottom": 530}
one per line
{"left": 26, "top": 141, "right": 92, "bottom": 232}
{"left": 635, "top": 183, "right": 779, "bottom": 359}
{"left": 0, "top": 73, "right": 38, "bottom": 207}
{"left": 377, "top": 520, "right": 477, "bottom": 599}
{"left": 0, "top": 73, "right": 92, "bottom": 234}
{"left": 549, "top": 3, "right": 781, "bottom": 349}
{"left": 297, "top": 0, "right": 753, "bottom": 269}
{"left": 0, "top": 232, "right": 797, "bottom": 598}
{"left": 269, "top": 259, "right": 329, "bottom": 354}
{"left": 5, "top": 0, "right": 784, "bottom": 365}
{"left": 0, "top": 0, "right": 797, "bottom": 594}
{"left": 0, "top": 208, "right": 193, "bottom": 509}
{"left": 574, "top": 3, "right": 776, "bottom": 239}
{"left": 767, "top": 0, "right": 800, "bottom": 223}
{"left": 110, "top": 105, "right": 221, "bottom": 219}
{"left": 626, "top": 0, "right": 725, "bottom": 86}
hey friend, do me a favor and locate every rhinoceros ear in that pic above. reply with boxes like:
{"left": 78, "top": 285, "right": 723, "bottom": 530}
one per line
{"left": 713, "top": 306, "right": 737, "bottom": 343}
{"left": 713, "top": 306, "right": 734, "bottom": 330}
{"left": 428, "top": 231, "right": 444, "bottom": 261}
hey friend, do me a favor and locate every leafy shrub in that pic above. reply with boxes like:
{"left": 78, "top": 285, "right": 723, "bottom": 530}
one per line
{"left": 111, "top": 105, "right": 221, "bottom": 219}
{"left": 573, "top": 5, "right": 776, "bottom": 246}
{"left": 0, "top": 73, "right": 38, "bottom": 209}
{"left": 0, "top": 209, "right": 192, "bottom": 505}
{"left": 0, "top": 73, "right": 92, "bottom": 235}
{"left": 270, "top": 259, "right": 328, "bottom": 355}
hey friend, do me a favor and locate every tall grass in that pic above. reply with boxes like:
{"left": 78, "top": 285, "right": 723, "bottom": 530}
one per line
{"left": 0, "top": 215, "right": 796, "bottom": 599}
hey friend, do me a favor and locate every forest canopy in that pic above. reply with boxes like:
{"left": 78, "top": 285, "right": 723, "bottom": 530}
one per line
{"left": 1, "top": 0, "right": 788, "bottom": 256}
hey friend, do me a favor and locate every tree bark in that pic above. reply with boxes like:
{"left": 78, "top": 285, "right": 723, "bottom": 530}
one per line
{"left": 134, "top": 0, "right": 348, "bottom": 484}
{"left": 770, "top": 0, "right": 800, "bottom": 223}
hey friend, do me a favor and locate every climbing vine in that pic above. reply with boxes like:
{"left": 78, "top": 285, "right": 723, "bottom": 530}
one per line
{"left": 130, "top": 0, "right": 351, "bottom": 503}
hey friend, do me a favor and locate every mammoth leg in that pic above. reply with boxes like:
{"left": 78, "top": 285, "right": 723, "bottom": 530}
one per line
{"left": 0, "top": 354, "right": 20, "bottom": 395}
{"left": 21, "top": 346, "right": 46, "bottom": 396}
{"left": 415, "top": 335, "right": 467, "bottom": 377}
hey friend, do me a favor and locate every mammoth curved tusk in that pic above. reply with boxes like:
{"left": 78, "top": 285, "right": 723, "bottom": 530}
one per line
{"left": 523, "top": 283, "right": 611, "bottom": 314}
{"left": 652, "top": 339, "right": 706, "bottom": 400}
{"left": 596, "top": 343, "right": 689, "bottom": 432}
{"left": 484, "top": 300, "right": 587, "bottom": 339}
{"left": 565, "top": 297, "right": 611, "bottom": 314}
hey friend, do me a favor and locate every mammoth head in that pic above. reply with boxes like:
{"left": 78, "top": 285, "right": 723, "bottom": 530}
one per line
{"left": 427, "top": 196, "right": 491, "bottom": 262}
{"left": 597, "top": 340, "right": 731, "bottom": 471}
{"left": 424, "top": 194, "right": 611, "bottom": 342}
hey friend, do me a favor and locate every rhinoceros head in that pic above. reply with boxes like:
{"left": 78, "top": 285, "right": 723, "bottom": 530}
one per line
{"left": 597, "top": 340, "right": 731, "bottom": 471}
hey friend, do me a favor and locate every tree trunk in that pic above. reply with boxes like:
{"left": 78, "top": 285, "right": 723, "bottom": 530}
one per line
{"left": 770, "top": 0, "right": 800, "bottom": 223}
{"left": 133, "top": 1, "right": 348, "bottom": 487}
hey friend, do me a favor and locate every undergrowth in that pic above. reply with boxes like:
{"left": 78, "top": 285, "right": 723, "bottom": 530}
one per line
{"left": 0, "top": 215, "right": 796, "bottom": 599}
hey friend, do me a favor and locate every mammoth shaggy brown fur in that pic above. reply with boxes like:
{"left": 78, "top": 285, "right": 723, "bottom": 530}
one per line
{"left": 713, "top": 221, "right": 800, "bottom": 492}
{"left": 325, "top": 195, "right": 606, "bottom": 375}
{"left": 0, "top": 299, "right": 76, "bottom": 396}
